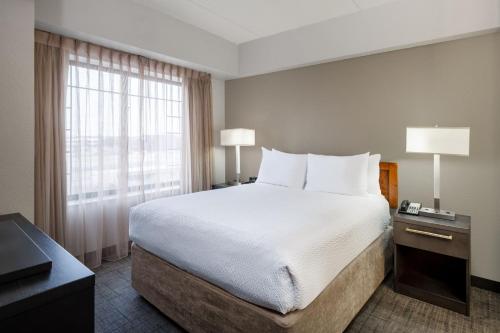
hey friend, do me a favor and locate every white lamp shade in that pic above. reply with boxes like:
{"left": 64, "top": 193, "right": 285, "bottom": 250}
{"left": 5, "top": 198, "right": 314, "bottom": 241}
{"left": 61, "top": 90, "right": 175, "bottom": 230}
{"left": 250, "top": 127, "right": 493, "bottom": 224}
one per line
{"left": 220, "top": 128, "right": 255, "bottom": 146}
{"left": 406, "top": 127, "right": 470, "bottom": 156}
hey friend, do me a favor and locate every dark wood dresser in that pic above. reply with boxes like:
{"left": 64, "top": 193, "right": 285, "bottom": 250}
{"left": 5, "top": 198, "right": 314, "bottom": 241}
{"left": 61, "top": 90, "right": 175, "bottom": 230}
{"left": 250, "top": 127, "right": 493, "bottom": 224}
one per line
{"left": 0, "top": 213, "right": 95, "bottom": 332}
{"left": 393, "top": 212, "right": 471, "bottom": 315}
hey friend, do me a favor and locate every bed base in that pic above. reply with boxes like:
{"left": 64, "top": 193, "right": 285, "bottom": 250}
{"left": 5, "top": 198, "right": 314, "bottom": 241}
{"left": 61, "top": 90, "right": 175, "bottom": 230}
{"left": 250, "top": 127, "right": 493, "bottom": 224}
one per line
{"left": 131, "top": 228, "right": 392, "bottom": 333}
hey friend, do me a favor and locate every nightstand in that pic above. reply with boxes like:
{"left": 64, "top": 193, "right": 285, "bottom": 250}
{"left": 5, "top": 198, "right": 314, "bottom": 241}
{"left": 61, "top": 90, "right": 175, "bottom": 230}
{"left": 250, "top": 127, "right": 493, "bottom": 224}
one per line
{"left": 211, "top": 179, "right": 256, "bottom": 189}
{"left": 393, "top": 212, "right": 471, "bottom": 315}
{"left": 211, "top": 183, "right": 235, "bottom": 190}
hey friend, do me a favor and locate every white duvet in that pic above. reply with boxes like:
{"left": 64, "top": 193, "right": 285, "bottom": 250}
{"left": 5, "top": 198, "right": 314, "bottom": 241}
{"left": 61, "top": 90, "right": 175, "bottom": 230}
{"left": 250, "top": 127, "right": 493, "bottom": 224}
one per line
{"left": 129, "top": 183, "right": 390, "bottom": 314}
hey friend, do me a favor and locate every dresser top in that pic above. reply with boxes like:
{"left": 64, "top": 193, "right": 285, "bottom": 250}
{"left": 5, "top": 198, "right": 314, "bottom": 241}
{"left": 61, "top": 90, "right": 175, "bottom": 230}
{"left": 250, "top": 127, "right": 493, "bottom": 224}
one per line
{"left": 393, "top": 212, "right": 471, "bottom": 234}
{"left": 0, "top": 213, "right": 94, "bottom": 320}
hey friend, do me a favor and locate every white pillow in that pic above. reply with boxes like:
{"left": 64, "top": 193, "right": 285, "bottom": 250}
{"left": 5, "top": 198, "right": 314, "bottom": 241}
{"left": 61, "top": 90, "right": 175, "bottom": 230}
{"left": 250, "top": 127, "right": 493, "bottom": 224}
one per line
{"left": 305, "top": 152, "right": 370, "bottom": 196}
{"left": 257, "top": 148, "right": 307, "bottom": 189}
{"left": 272, "top": 149, "right": 308, "bottom": 188}
{"left": 367, "top": 154, "right": 382, "bottom": 195}
{"left": 256, "top": 147, "right": 272, "bottom": 182}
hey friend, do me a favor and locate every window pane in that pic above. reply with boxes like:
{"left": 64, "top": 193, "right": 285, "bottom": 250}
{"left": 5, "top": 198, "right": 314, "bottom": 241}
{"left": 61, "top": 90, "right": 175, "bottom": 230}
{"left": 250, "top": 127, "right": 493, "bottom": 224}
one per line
{"left": 89, "top": 68, "right": 99, "bottom": 90}
{"left": 76, "top": 66, "right": 88, "bottom": 88}
{"left": 173, "top": 101, "right": 181, "bottom": 117}
{"left": 113, "top": 73, "right": 121, "bottom": 93}
{"left": 130, "top": 77, "right": 139, "bottom": 96}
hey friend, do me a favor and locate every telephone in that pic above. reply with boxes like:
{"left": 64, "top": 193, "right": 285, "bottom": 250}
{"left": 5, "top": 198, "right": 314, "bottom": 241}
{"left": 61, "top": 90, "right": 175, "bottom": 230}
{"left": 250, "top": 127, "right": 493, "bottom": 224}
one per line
{"left": 399, "top": 200, "right": 422, "bottom": 216}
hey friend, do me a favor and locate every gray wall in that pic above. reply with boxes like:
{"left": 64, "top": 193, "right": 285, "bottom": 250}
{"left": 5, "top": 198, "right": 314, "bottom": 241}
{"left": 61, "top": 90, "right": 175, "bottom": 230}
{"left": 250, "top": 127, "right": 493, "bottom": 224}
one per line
{"left": 225, "top": 32, "right": 500, "bottom": 282}
{"left": 0, "top": 0, "right": 35, "bottom": 221}
{"left": 212, "top": 79, "right": 226, "bottom": 184}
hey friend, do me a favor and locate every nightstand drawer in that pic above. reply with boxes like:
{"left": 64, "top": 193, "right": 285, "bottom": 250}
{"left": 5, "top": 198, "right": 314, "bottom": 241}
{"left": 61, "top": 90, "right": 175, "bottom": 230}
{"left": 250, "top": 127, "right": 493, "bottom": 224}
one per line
{"left": 394, "top": 221, "right": 469, "bottom": 259}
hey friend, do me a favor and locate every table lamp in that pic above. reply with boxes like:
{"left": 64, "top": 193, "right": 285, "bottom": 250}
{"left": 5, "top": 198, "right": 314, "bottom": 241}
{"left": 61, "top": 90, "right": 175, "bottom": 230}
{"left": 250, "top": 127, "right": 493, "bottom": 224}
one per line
{"left": 221, "top": 128, "right": 255, "bottom": 185}
{"left": 406, "top": 126, "right": 470, "bottom": 220}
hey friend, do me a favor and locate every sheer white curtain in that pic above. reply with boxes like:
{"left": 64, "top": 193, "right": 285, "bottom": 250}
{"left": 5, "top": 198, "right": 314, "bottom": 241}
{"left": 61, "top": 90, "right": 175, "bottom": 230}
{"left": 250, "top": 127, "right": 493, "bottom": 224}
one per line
{"left": 64, "top": 45, "right": 192, "bottom": 267}
{"left": 35, "top": 31, "right": 212, "bottom": 268}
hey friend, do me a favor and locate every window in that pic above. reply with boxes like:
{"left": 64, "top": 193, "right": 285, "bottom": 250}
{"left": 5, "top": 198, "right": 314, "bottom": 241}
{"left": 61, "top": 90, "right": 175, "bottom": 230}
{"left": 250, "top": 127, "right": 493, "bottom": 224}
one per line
{"left": 65, "top": 58, "right": 185, "bottom": 202}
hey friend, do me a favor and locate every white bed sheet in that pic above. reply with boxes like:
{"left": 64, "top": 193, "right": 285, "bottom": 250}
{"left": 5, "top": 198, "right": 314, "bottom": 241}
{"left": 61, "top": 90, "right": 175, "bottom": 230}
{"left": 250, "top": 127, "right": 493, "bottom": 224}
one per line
{"left": 129, "top": 183, "right": 390, "bottom": 314}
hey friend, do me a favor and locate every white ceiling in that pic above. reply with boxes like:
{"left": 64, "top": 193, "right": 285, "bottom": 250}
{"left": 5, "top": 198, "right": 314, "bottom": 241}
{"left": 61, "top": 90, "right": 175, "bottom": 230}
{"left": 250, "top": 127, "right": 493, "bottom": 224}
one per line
{"left": 36, "top": 0, "right": 500, "bottom": 78}
{"left": 133, "top": 0, "right": 400, "bottom": 44}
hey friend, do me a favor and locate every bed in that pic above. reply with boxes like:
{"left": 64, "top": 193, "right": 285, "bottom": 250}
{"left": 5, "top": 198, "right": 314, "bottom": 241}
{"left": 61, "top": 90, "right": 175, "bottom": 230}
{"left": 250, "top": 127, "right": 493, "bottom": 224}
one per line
{"left": 130, "top": 162, "right": 398, "bottom": 332}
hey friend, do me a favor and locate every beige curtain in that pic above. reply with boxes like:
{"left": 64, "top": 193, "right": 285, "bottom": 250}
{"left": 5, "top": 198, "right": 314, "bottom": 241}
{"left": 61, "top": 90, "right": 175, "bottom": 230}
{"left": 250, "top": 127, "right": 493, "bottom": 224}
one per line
{"left": 34, "top": 33, "right": 67, "bottom": 245}
{"left": 35, "top": 30, "right": 213, "bottom": 268}
{"left": 186, "top": 78, "right": 213, "bottom": 192}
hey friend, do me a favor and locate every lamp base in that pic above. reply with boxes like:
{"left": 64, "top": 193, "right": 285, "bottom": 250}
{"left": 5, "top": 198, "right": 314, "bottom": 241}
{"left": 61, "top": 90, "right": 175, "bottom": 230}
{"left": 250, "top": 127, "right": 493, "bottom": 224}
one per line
{"left": 228, "top": 181, "right": 242, "bottom": 186}
{"left": 420, "top": 207, "right": 456, "bottom": 221}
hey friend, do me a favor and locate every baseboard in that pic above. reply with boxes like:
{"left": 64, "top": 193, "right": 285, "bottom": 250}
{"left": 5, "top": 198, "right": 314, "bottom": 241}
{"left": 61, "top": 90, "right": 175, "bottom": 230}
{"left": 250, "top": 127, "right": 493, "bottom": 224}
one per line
{"left": 471, "top": 275, "right": 500, "bottom": 293}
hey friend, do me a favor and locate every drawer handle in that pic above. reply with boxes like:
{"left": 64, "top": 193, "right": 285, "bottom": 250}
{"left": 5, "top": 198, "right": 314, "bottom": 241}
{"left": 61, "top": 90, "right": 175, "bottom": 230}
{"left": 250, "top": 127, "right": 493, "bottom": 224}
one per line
{"left": 405, "top": 227, "right": 453, "bottom": 240}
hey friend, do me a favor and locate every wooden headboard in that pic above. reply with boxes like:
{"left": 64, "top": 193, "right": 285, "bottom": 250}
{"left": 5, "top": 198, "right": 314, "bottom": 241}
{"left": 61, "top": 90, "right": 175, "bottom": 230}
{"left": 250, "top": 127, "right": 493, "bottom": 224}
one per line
{"left": 379, "top": 162, "right": 398, "bottom": 209}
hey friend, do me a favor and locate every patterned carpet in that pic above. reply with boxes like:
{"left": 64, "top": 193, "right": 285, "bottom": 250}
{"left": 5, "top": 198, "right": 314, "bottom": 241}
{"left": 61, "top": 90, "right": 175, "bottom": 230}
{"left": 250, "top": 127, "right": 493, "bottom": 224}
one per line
{"left": 94, "top": 256, "right": 500, "bottom": 333}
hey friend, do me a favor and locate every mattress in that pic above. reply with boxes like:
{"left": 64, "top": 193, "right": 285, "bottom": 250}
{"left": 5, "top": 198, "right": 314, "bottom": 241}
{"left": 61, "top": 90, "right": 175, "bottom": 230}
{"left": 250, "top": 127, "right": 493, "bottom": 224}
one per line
{"left": 129, "top": 183, "right": 390, "bottom": 314}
